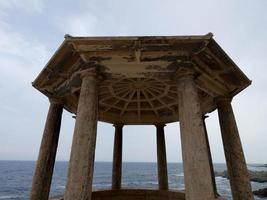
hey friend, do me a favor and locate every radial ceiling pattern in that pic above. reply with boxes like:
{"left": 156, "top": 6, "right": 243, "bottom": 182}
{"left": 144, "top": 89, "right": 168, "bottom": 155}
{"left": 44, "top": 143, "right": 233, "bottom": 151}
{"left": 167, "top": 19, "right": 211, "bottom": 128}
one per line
{"left": 99, "top": 77, "right": 179, "bottom": 124}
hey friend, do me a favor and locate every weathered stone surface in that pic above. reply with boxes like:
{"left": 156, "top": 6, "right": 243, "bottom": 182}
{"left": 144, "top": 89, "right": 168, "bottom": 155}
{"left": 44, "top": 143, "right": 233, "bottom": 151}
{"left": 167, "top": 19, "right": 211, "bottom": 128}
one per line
{"left": 64, "top": 72, "right": 98, "bottom": 200}
{"left": 217, "top": 98, "right": 254, "bottom": 200}
{"left": 30, "top": 102, "right": 63, "bottom": 200}
{"left": 177, "top": 73, "right": 216, "bottom": 200}
{"left": 215, "top": 170, "right": 267, "bottom": 183}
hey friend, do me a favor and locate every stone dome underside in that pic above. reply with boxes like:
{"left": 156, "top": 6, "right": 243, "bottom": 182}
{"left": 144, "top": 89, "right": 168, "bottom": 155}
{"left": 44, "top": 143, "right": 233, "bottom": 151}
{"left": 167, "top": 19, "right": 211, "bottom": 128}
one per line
{"left": 99, "top": 77, "right": 179, "bottom": 124}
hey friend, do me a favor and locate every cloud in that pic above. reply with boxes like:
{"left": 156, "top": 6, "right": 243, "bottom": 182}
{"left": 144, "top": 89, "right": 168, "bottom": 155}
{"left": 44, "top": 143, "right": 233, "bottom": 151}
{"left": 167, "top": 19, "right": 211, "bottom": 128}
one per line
{"left": 0, "top": 17, "right": 49, "bottom": 119}
{"left": 58, "top": 13, "right": 98, "bottom": 36}
{"left": 0, "top": 20, "right": 49, "bottom": 83}
{"left": 0, "top": 15, "right": 52, "bottom": 160}
{"left": 0, "top": 19, "right": 50, "bottom": 135}
{"left": 56, "top": 5, "right": 130, "bottom": 37}
{"left": 0, "top": 0, "right": 44, "bottom": 14}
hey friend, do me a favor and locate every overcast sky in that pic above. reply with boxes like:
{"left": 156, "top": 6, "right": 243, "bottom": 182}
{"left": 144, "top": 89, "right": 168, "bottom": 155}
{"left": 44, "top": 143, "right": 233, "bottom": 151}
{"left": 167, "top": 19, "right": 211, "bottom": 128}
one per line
{"left": 0, "top": 0, "right": 266, "bottom": 163}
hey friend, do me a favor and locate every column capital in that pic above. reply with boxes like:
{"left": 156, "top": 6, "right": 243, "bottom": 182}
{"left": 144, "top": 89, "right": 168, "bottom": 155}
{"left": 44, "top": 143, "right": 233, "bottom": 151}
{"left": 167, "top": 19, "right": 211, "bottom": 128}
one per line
{"left": 80, "top": 68, "right": 97, "bottom": 78}
{"left": 173, "top": 67, "right": 197, "bottom": 83}
{"left": 155, "top": 123, "right": 166, "bottom": 128}
{"left": 215, "top": 96, "right": 233, "bottom": 104}
{"left": 49, "top": 97, "right": 64, "bottom": 105}
{"left": 79, "top": 68, "right": 104, "bottom": 82}
{"left": 113, "top": 123, "right": 124, "bottom": 128}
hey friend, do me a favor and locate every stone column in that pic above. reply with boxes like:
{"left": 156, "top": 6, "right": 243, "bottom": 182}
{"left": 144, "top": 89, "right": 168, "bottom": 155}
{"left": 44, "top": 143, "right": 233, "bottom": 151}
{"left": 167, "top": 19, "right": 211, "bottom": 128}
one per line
{"left": 112, "top": 124, "right": 123, "bottom": 190}
{"left": 217, "top": 98, "right": 254, "bottom": 200}
{"left": 30, "top": 99, "right": 63, "bottom": 200}
{"left": 203, "top": 116, "right": 218, "bottom": 197}
{"left": 177, "top": 72, "right": 215, "bottom": 200}
{"left": 64, "top": 70, "right": 99, "bottom": 200}
{"left": 155, "top": 124, "right": 169, "bottom": 190}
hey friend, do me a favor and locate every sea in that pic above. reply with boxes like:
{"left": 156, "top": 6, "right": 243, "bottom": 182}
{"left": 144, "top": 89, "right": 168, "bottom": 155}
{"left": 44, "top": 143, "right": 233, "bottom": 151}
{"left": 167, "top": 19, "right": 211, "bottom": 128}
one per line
{"left": 0, "top": 161, "right": 266, "bottom": 200}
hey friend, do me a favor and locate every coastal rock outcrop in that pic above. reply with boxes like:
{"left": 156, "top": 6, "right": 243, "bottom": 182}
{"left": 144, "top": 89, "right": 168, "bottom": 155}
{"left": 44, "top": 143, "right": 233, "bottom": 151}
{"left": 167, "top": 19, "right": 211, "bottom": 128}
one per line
{"left": 253, "top": 188, "right": 267, "bottom": 198}
{"left": 215, "top": 170, "right": 267, "bottom": 183}
{"left": 257, "top": 164, "right": 267, "bottom": 168}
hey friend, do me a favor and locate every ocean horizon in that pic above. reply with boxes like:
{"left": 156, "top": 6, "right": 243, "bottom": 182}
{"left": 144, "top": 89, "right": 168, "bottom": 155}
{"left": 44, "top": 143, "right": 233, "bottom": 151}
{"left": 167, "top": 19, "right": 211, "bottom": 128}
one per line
{"left": 0, "top": 161, "right": 266, "bottom": 200}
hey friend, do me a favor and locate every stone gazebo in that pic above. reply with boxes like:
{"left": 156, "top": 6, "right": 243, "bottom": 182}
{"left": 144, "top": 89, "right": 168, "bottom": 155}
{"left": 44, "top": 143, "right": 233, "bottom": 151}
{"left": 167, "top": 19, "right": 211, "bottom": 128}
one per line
{"left": 30, "top": 33, "right": 254, "bottom": 200}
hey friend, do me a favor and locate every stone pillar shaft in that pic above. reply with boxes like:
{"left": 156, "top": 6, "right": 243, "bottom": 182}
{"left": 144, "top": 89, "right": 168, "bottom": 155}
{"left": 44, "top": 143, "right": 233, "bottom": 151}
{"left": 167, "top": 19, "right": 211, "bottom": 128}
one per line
{"left": 30, "top": 100, "right": 63, "bottom": 200}
{"left": 156, "top": 124, "right": 169, "bottom": 190}
{"left": 203, "top": 116, "right": 218, "bottom": 197}
{"left": 112, "top": 124, "right": 123, "bottom": 190}
{"left": 177, "top": 74, "right": 215, "bottom": 200}
{"left": 217, "top": 98, "right": 254, "bottom": 200}
{"left": 64, "top": 72, "right": 98, "bottom": 200}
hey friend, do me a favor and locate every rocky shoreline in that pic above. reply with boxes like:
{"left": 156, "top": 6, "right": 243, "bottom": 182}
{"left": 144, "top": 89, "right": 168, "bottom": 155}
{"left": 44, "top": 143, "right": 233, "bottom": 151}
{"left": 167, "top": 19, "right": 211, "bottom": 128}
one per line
{"left": 215, "top": 170, "right": 267, "bottom": 183}
{"left": 215, "top": 169, "right": 267, "bottom": 198}
{"left": 255, "top": 164, "right": 267, "bottom": 168}
{"left": 253, "top": 188, "right": 267, "bottom": 198}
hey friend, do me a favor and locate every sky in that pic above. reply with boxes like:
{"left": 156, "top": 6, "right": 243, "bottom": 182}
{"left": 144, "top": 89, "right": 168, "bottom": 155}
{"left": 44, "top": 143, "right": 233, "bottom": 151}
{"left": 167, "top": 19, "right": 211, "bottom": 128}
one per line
{"left": 0, "top": 0, "right": 266, "bottom": 164}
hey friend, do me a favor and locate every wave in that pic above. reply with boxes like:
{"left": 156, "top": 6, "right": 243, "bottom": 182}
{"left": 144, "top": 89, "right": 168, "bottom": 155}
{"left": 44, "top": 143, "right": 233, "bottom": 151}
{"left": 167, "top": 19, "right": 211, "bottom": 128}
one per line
{"left": 172, "top": 173, "right": 184, "bottom": 177}
{"left": 0, "top": 195, "right": 22, "bottom": 199}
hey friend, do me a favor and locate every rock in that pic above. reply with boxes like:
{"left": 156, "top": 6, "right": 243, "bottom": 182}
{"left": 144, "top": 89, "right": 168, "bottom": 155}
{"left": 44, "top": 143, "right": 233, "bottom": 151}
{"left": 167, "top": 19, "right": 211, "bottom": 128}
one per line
{"left": 253, "top": 188, "right": 267, "bottom": 198}
{"left": 259, "top": 164, "right": 267, "bottom": 168}
{"left": 215, "top": 171, "right": 228, "bottom": 178}
{"left": 249, "top": 170, "right": 267, "bottom": 183}
{"left": 215, "top": 170, "right": 267, "bottom": 183}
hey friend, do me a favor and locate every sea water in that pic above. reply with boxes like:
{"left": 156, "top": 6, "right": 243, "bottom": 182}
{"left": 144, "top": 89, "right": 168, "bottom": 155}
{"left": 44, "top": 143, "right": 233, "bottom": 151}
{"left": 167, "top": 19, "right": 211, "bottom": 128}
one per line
{"left": 0, "top": 161, "right": 266, "bottom": 200}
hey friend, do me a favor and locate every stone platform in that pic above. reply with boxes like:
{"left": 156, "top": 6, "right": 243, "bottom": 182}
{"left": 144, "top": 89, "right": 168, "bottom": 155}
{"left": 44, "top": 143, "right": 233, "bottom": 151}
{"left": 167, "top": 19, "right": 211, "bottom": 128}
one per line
{"left": 50, "top": 189, "right": 185, "bottom": 200}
